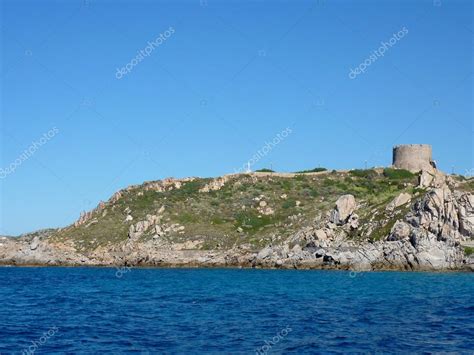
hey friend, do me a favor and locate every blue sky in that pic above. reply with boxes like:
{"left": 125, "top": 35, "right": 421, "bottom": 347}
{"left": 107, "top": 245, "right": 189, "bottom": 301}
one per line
{"left": 1, "top": 0, "right": 472, "bottom": 235}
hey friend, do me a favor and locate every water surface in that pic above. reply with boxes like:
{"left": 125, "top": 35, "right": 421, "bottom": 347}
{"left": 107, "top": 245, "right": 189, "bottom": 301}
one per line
{"left": 0, "top": 267, "right": 472, "bottom": 353}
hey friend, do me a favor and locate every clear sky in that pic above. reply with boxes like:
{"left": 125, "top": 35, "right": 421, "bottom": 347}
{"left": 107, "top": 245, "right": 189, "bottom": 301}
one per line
{"left": 1, "top": 0, "right": 472, "bottom": 236}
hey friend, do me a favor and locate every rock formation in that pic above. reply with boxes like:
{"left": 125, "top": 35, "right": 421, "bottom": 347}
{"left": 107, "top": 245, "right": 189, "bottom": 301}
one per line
{"left": 1, "top": 159, "right": 473, "bottom": 272}
{"left": 330, "top": 195, "right": 357, "bottom": 225}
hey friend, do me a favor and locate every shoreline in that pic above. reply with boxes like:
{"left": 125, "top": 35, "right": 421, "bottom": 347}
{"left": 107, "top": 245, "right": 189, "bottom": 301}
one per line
{"left": 1, "top": 261, "right": 472, "bottom": 273}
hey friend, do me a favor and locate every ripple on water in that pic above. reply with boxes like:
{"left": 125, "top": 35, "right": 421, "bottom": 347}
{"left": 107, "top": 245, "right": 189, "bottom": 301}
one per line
{"left": 0, "top": 268, "right": 473, "bottom": 353}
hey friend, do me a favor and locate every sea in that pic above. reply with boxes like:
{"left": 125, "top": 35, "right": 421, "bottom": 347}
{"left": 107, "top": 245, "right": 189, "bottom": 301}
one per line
{"left": 0, "top": 267, "right": 472, "bottom": 354}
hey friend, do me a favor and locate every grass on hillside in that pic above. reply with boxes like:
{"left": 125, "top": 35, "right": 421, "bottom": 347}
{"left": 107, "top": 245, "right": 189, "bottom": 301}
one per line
{"left": 52, "top": 169, "right": 420, "bottom": 251}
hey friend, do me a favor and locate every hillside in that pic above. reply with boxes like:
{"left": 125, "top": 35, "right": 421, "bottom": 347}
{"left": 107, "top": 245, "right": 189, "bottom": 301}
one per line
{"left": 1, "top": 168, "right": 473, "bottom": 271}
{"left": 53, "top": 169, "right": 419, "bottom": 250}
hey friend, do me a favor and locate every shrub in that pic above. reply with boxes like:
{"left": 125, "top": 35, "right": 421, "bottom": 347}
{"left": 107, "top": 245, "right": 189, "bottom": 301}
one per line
{"left": 464, "top": 246, "right": 474, "bottom": 256}
{"left": 322, "top": 178, "right": 335, "bottom": 187}
{"left": 282, "top": 199, "right": 296, "bottom": 209}
{"left": 349, "top": 169, "right": 378, "bottom": 179}
{"left": 459, "top": 179, "right": 474, "bottom": 192}
{"left": 234, "top": 211, "right": 273, "bottom": 232}
{"left": 294, "top": 174, "right": 307, "bottom": 181}
{"left": 176, "top": 212, "right": 199, "bottom": 224}
{"left": 383, "top": 168, "right": 415, "bottom": 180}
{"left": 279, "top": 180, "right": 292, "bottom": 191}
{"left": 255, "top": 168, "right": 275, "bottom": 173}
{"left": 176, "top": 179, "right": 208, "bottom": 196}
{"left": 411, "top": 187, "right": 425, "bottom": 195}
{"left": 295, "top": 167, "right": 327, "bottom": 174}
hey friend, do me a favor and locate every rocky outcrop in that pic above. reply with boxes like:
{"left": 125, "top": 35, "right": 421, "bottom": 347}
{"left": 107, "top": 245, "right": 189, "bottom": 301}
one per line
{"left": 419, "top": 169, "right": 446, "bottom": 188}
{"left": 144, "top": 177, "right": 195, "bottom": 192}
{"left": 126, "top": 209, "right": 185, "bottom": 244}
{"left": 252, "top": 185, "right": 473, "bottom": 271}
{"left": 74, "top": 201, "right": 106, "bottom": 227}
{"left": 330, "top": 195, "right": 357, "bottom": 225}
{"left": 458, "top": 193, "right": 474, "bottom": 236}
{"left": 0, "top": 236, "right": 89, "bottom": 266}
{"left": 253, "top": 225, "right": 467, "bottom": 271}
{"left": 255, "top": 197, "right": 275, "bottom": 216}
{"left": 388, "top": 220, "right": 411, "bottom": 241}
{"left": 406, "top": 187, "right": 469, "bottom": 242}
{"left": 1, "top": 175, "right": 472, "bottom": 272}
{"left": 386, "top": 193, "right": 411, "bottom": 212}
{"left": 199, "top": 175, "right": 232, "bottom": 192}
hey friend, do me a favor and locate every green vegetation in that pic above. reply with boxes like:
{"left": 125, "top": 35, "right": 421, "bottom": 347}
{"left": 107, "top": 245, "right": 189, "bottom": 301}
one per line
{"left": 349, "top": 169, "right": 378, "bottom": 179}
{"left": 176, "top": 212, "right": 200, "bottom": 224}
{"left": 383, "top": 168, "right": 416, "bottom": 180}
{"left": 51, "top": 169, "right": 426, "bottom": 252}
{"left": 295, "top": 167, "right": 327, "bottom": 174}
{"left": 282, "top": 199, "right": 296, "bottom": 209}
{"left": 234, "top": 211, "right": 275, "bottom": 233}
{"left": 412, "top": 187, "right": 425, "bottom": 194}
{"left": 369, "top": 219, "right": 396, "bottom": 242}
{"left": 464, "top": 246, "right": 474, "bottom": 256}
{"left": 458, "top": 178, "right": 474, "bottom": 192}
{"left": 175, "top": 179, "right": 210, "bottom": 196}
{"left": 255, "top": 168, "right": 275, "bottom": 173}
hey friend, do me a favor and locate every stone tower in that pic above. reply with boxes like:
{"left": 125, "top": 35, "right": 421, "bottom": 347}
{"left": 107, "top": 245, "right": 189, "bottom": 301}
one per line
{"left": 392, "top": 144, "right": 436, "bottom": 173}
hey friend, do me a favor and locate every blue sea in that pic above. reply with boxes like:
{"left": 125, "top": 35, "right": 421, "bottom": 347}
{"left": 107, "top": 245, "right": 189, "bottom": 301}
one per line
{"left": 0, "top": 268, "right": 473, "bottom": 354}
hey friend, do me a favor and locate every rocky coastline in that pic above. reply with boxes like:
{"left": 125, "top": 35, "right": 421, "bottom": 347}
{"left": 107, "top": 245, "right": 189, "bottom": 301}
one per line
{"left": 1, "top": 169, "right": 473, "bottom": 272}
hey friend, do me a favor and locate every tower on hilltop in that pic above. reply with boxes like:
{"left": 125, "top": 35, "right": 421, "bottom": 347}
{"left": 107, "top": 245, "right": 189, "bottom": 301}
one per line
{"left": 392, "top": 144, "right": 437, "bottom": 173}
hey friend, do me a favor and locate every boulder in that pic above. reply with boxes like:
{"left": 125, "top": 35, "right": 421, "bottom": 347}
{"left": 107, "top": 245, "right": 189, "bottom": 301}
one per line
{"left": 419, "top": 170, "right": 434, "bottom": 188}
{"left": 30, "top": 237, "right": 40, "bottom": 251}
{"left": 128, "top": 220, "right": 150, "bottom": 240}
{"left": 388, "top": 221, "right": 411, "bottom": 241}
{"left": 257, "top": 247, "right": 273, "bottom": 260}
{"left": 135, "top": 221, "right": 150, "bottom": 233}
{"left": 419, "top": 170, "right": 447, "bottom": 188}
{"left": 315, "top": 229, "right": 327, "bottom": 241}
{"left": 292, "top": 244, "right": 302, "bottom": 253}
{"left": 330, "top": 194, "right": 357, "bottom": 225}
{"left": 386, "top": 192, "right": 411, "bottom": 212}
